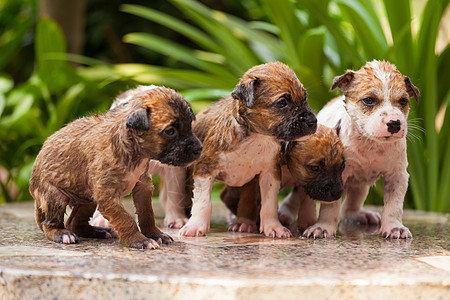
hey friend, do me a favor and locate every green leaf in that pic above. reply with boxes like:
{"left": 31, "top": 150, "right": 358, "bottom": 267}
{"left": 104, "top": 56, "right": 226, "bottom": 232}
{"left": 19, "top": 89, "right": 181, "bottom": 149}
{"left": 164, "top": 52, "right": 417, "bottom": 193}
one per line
{"left": 260, "top": 0, "right": 304, "bottom": 68}
{"left": 0, "top": 93, "right": 4, "bottom": 117}
{"left": 298, "top": 0, "right": 362, "bottom": 66}
{"left": 54, "top": 83, "right": 85, "bottom": 128}
{"left": 383, "top": 0, "right": 414, "bottom": 73}
{"left": 169, "top": 0, "right": 260, "bottom": 74}
{"left": 0, "top": 76, "right": 14, "bottom": 94}
{"left": 298, "top": 27, "right": 326, "bottom": 79}
{"left": 123, "top": 32, "right": 235, "bottom": 79}
{"left": 111, "top": 63, "right": 236, "bottom": 89}
{"left": 181, "top": 88, "right": 230, "bottom": 101}
{"left": 120, "top": 4, "right": 222, "bottom": 54}
{"left": 35, "top": 18, "right": 68, "bottom": 92}
{"left": 0, "top": 91, "right": 34, "bottom": 128}
{"left": 335, "top": 0, "right": 388, "bottom": 59}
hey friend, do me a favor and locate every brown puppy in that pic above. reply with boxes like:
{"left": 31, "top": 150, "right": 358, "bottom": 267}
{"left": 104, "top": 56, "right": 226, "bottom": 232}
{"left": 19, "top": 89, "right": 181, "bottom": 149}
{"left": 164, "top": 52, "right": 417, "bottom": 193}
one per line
{"left": 29, "top": 86, "right": 202, "bottom": 249}
{"left": 222, "top": 125, "right": 345, "bottom": 238}
{"left": 179, "top": 62, "right": 317, "bottom": 238}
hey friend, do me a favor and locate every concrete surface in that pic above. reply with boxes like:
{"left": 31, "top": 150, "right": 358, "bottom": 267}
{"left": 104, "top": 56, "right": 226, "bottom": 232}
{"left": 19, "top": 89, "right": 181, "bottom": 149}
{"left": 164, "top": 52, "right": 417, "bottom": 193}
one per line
{"left": 0, "top": 200, "right": 448, "bottom": 300}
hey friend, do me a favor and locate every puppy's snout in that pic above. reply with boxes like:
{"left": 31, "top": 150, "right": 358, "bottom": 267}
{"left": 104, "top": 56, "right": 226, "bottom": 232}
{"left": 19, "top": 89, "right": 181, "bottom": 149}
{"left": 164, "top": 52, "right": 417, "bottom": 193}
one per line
{"left": 331, "top": 182, "right": 343, "bottom": 199}
{"left": 188, "top": 138, "right": 202, "bottom": 158}
{"left": 305, "top": 113, "right": 317, "bottom": 128}
{"left": 386, "top": 120, "right": 401, "bottom": 134}
{"left": 190, "top": 143, "right": 202, "bottom": 156}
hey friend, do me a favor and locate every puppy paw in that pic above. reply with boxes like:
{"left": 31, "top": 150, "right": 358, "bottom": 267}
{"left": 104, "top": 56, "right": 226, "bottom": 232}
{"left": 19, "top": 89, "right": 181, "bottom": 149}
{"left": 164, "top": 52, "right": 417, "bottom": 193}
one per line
{"left": 89, "top": 210, "right": 111, "bottom": 228}
{"left": 260, "top": 223, "right": 292, "bottom": 238}
{"left": 380, "top": 223, "right": 412, "bottom": 239}
{"left": 92, "top": 226, "right": 119, "bottom": 239}
{"left": 53, "top": 230, "right": 79, "bottom": 244}
{"left": 72, "top": 225, "right": 119, "bottom": 239}
{"left": 179, "top": 219, "right": 210, "bottom": 237}
{"left": 278, "top": 210, "right": 296, "bottom": 227}
{"left": 303, "top": 223, "right": 336, "bottom": 239}
{"left": 129, "top": 238, "right": 160, "bottom": 250}
{"left": 125, "top": 232, "right": 160, "bottom": 249}
{"left": 228, "top": 218, "right": 256, "bottom": 233}
{"left": 146, "top": 231, "right": 174, "bottom": 245}
{"left": 343, "top": 209, "right": 381, "bottom": 225}
{"left": 297, "top": 219, "right": 317, "bottom": 233}
{"left": 164, "top": 214, "right": 188, "bottom": 229}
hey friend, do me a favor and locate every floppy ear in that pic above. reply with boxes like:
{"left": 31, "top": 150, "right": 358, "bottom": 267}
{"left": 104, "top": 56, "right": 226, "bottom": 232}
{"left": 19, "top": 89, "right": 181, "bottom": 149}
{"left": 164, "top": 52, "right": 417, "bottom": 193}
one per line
{"left": 231, "top": 77, "right": 259, "bottom": 107}
{"left": 330, "top": 71, "right": 355, "bottom": 93}
{"left": 404, "top": 76, "right": 420, "bottom": 103}
{"left": 126, "top": 107, "right": 150, "bottom": 131}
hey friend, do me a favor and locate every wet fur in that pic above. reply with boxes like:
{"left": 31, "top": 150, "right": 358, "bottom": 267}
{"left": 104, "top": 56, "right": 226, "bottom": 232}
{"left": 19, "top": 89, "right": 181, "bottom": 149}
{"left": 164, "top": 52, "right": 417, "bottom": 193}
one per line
{"left": 179, "top": 62, "right": 317, "bottom": 238}
{"left": 317, "top": 60, "right": 419, "bottom": 239}
{"left": 30, "top": 86, "right": 202, "bottom": 248}
{"left": 221, "top": 125, "right": 345, "bottom": 237}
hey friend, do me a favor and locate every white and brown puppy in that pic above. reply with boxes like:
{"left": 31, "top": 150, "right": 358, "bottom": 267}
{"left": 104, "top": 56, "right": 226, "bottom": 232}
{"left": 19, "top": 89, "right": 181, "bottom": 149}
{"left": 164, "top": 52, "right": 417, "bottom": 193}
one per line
{"left": 307, "top": 60, "right": 419, "bottom": 239}
{"left": 179, "top": 62, "right": 317, "bottom": 238}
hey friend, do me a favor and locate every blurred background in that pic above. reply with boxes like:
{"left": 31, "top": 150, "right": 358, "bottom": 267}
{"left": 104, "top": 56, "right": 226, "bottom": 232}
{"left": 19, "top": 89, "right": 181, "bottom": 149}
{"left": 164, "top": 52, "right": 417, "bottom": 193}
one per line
{"left": 0, "top": 0, "right": 448, "bottom": 213}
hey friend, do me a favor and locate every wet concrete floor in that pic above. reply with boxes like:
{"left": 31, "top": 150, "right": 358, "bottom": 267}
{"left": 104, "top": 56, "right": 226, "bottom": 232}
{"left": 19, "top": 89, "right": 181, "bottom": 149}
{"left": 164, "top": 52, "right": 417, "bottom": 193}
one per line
{"left": 0, "top": 200, "right": 448, "bottom": 299}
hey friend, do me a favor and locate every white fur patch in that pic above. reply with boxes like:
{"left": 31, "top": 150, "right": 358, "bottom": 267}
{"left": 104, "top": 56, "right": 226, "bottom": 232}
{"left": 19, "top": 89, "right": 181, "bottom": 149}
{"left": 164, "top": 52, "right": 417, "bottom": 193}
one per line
{"left": 141, "top": 85, "right": 159, "bottom": 91}
{"left": 368, "top": 60, "right": 391, "bottom": 99}
{"left": 111, "top": 85, "right": 162, "bottom": 109}
{"left": 216, "top": 134, "right": 280, "bottom": 187}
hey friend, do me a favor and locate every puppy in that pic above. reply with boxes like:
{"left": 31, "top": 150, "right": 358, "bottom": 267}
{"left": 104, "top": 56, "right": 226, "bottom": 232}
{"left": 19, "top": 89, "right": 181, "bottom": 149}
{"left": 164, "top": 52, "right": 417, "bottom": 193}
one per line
{"left": 29, "top": 86, "right": 202, "bottom": 249}
{"left": 90, "top": 86, "right": 192, "bottom": 230}
{"left": 222, "top": 124, "right": 345, "bottom": 238}
{"left": 310, "top": 60, "right": 419, "bottom": 239}
{"left": 178, "top": 62, "right": 317, "bottom": 238}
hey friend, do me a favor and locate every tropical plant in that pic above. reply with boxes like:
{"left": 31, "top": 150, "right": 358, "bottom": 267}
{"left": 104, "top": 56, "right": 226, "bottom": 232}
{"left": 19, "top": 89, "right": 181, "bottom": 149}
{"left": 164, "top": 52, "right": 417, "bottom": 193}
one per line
{"left": 0, "top": 17, "right": 128, "bottom": 203}
{"left": 94, "top": 0, "right": 448, "bottom": 212}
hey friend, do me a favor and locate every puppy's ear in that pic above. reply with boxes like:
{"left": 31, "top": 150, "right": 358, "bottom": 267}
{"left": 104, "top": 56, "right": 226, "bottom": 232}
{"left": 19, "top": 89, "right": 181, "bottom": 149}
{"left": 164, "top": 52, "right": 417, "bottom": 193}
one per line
{"left": 404, "top": 76, "right": 420, "bottom": 103}
{"left": 126, "top": 107, "right": 150, "bottom": 131}
{"left": 334, "top": 119, "right": 342, "bottom": 138}
{"left": 330, "top": 71, "right": 355, "bottom": 92}
{"left": 232, "top": 77, "right": 259, "bottom": 107}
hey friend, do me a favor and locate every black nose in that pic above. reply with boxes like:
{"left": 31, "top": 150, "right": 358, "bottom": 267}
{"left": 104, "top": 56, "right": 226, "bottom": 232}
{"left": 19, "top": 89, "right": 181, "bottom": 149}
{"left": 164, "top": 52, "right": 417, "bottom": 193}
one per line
{"left": 188, "top": 141, "right": 202, "bottom": 157}
{"left": 387, "top": 120, "right": 401, "bottom": 134}
{"left": 325, "top": 181, "right": 343, "bottom": 200}
{"left": 331, "top": 184, "right": 343, "bottom": 199}
{"left": 305, "top": 113, "right": 317, "bottom": 128}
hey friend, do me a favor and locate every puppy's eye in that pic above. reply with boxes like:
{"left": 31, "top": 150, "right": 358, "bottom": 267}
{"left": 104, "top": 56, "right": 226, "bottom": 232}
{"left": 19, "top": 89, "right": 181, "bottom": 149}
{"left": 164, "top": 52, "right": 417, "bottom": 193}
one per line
{"left": 164, "top": 127, "right": 176, "bottom": 137}
{"left": 275, "top": 99, "right": 288, "bottom": 109}
{"left": 307, "top": 165, "right": 320, "bottom": 173}
{"left": 361, "top": 97, "right": 376, "bottom": 107}
{"left": 399, "top": 97, "right": 409, "bottom": 107}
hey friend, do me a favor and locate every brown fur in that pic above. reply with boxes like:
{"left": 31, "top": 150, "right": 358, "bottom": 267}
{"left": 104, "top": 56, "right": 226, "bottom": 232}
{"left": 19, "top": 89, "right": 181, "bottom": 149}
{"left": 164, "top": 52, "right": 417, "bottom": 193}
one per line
{"left": 331, "top": 61, "right": 418, "bottom": 117}
{"left": 179, "top": 62, "right": 317, "bottom": 238}
{"left": 192, "top": 62, "right": 316, "bottom": 178}
{"left": 30, "top": 86, "right": 201, "bottom": 248}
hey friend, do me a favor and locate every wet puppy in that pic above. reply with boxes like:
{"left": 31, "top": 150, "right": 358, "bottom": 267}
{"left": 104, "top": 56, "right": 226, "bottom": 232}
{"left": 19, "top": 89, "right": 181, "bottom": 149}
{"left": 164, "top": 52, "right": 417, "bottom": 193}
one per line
{"left": 30, "top": 86, "right": 202, "bottom": 249}
{"left": 222, "top": 125, "right": 345, "bottom": 238}
{"left": 90, "top": 86, "right": 191, "bottom": 230}
{"left": 179, "top": 62, "right": 317, "bottom": 238}
{"left": 315, "top": 60, "right": 419, "bottom": 239}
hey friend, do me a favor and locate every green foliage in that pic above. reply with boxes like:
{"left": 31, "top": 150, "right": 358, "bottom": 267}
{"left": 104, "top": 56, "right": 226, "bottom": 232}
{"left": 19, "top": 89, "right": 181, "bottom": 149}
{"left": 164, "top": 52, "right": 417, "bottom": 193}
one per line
{"left": 0, "top": 18, "right": 127, "bottom": 203}
{"left": 112, "top": 0, "right": 449, "bottom": 212}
